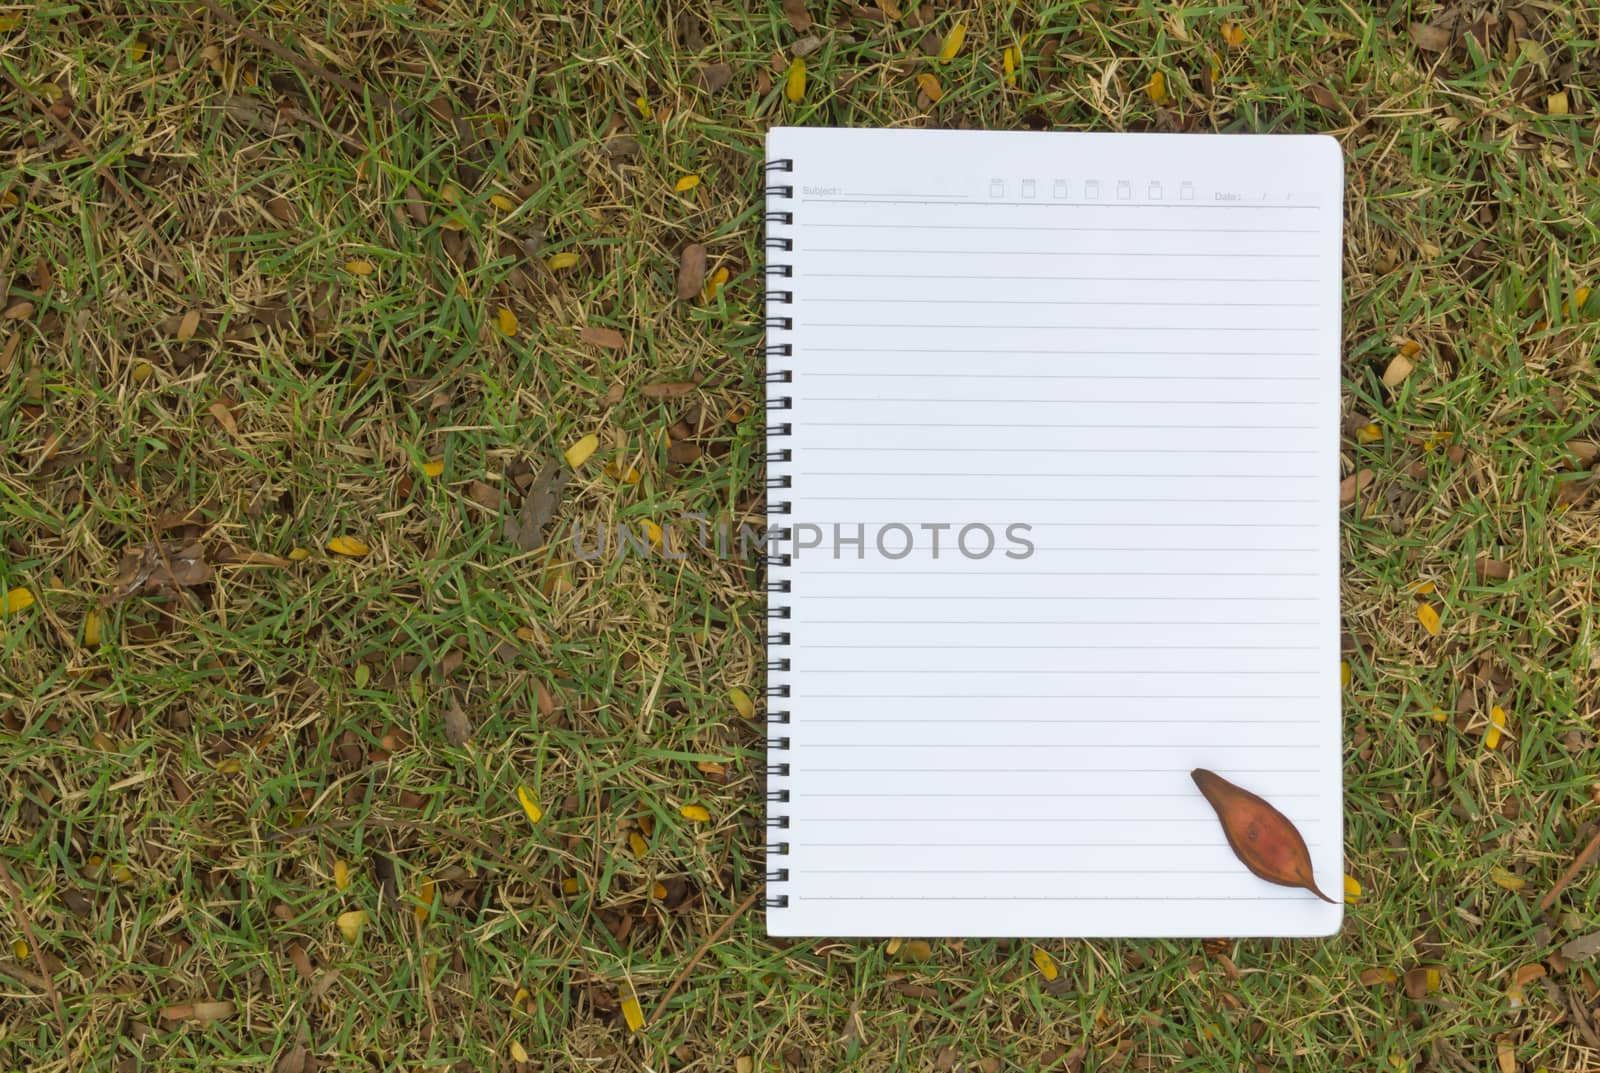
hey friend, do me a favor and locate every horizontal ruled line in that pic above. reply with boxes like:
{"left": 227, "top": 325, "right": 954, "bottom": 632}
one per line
{"left": 807, "top": 373, "right": 1322, "bottom": 382}
{"left": 802, "top": 694, "right": 1319, "bottom": 700}
{"left": 807, "top": 222, "right": 1320, "bottom": 235}
{"left": 807, "top": 347, "right": 1317, "bottom": 355}
{"left": 807, "top": 250, "right": 1318, "bottom": 261}
{"left": 803, "top": 197, "right": 1320, "bottom": 211}
{"left": 806, "top": 297, "right": 1319, "bottom": 307}
{"left": 804, "top": 447, "right": 1320, "bottom": 455}
{"left": 804, "top": 496, "right": 1317, "bottom": 503}
{"left": 805, "top": 767, "right": 1322, "bottom": 774}
{"left": 803, "top": 841, "right": 1323, "bottom": 850}
{"left": 797, "top": 814, "right": 1318, "bottom": 821}
{"left": 801, "top": 595, "right": 1318, "bottom": 601}
{"left": 802, "top": 472, "right": 1319, "bottom": 479}
{"left": 798, "top": 571, "right": 1317, "bottom": 578}
{"left": 792, "top": 522, "right": 1321, "bottom": 529}
{"left": 809, "top": 320, "right": 1319, "bottom": 330}
{"left": 804, "top": 397, "right": 1317, "bottom": 406}
{"left": 797, "top": 642, "right": 1318, "bottom": 650}
{"left": 807, "top": 422, "right": 1316, "bottom": 430}
{"left": 810, "top": 272, "right": 1321, "bottom": 283}
{"left": 806, "top": 867, "right": 1254, "bottom": 875}
{"left": 806, "top": 671, "right": 1318, "bottom": 681}
{"left": 804, "top": 793, "right": 1317, "bottom": 800}
{"left": 806, "top": 620, "right": 1318, "bottom": 630}
{"left": 790, "top": 895, "right": 1313, "bottom": 902}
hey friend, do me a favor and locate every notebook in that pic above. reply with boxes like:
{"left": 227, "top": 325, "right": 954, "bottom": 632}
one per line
{"left": 762, "top": 127, "right": 1344, "bottom": 938}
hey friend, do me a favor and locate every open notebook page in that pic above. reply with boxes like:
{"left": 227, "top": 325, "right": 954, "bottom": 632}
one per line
{"left": 764, "top": 128, "right": 1343, "bottom": 938}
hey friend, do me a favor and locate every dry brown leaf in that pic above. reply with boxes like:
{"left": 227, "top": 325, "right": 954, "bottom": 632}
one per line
{"left": 1561, "top": 930, "right": 1600, "bottom": 963}
{"left": 1475, "top": 557, "right": 1511, "bottom": 580}
{"left": 107, "top": 541, "right": 213, "bottom": 604}
{"left": 696, "top": 62, "right": 734, "bottom": 93}
{"left": 1192, "top": 768, "right": 1333, "bottom": 901}
{"left": 1381, "top": 354, "right": 1414, "bottom": 388}
{"left": 265, "top": 195, "right": 297, "bottom": 223}
{"left": 581, "top": 326, "right": 626, "bottom": 350}
{"left": 1339, "top": 469, "right": 1374, "bottom": 507}
{"left": 1409, "top": 22, "right": 1453, "bottom": 53}
{"left": 677, "top": 243, "right": 707, "bottom": 300}
{"left": 467, "top": 481, "right": 502, "bottom": 511}
{"left": 274, "top": 1045, "right": 309, "bottom": 1073}
{"left": 1496, "top": 1041, "right": 1515, "bottom": 1073}
{"left": 443, "top": 691, "right": 472, "bottom": 746}
{"left": 162, "top": 999, "right": 235, "bottom": 1023}
{"left": 176, "top": 309, "right": 201, "bottom": 341}
{"left": 504, "top": 459, "right": 567, "bottom": 551}
{"left": 1306, "top": 83, "right": 1340, "bottom": 110}
{"left": 667, "top": 440, "right": 703, "bottom": 465}
{"left": 642, "top": 381, "right": 700, "bottom": 400}
{"left": 287, "top": 942, "right": 314, "bottom": 980}
{"left": 1359, "top": 967, "right": 1398, "bottom": 987}
{"left": 208, "top": 399, "right": 241, "bottom": 440}
{"left": 782, "top": 0, "right": 812, "bottom": 31}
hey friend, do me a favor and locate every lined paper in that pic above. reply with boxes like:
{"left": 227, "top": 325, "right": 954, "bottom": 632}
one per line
{"left": 765, "top": 128, "right": 1343, "bottom": 938}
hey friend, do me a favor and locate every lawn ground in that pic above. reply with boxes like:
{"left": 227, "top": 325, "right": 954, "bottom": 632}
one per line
{"left": 2, "top": 2, "right": 1600, "bottom": 1071}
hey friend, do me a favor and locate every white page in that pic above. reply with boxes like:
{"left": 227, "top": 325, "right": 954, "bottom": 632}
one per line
{"left": 764, "top": 127, "right": 1343, "bottom": 938}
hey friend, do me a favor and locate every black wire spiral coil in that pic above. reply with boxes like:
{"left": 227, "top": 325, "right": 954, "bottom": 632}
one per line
{"left": 763, "top": 157, "right": 794, "bottom": 910}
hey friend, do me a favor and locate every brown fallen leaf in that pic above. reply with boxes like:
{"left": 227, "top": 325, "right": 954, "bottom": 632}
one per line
{"left": 162, "top": 999, "right": 235, "bottom": 1023}
{"left": 782, "top": 0, "right": 812, "bottom": 31}
{"left": 1409, "top": 21, "right": 1453, "bottom": 53}
{"left": 1339, "top": 468, "right": 1374, "bottom": 507}
{"left": 1476, "top": 556, "right": 1511, "bottom": 581}
{"left": 3, "top": 299, "right": 36, "bottom": 320}
{"left": 504, "top": 459, "right": 567, "bottom": 551}
{"left": 274, "top": 1045, "right": 309, "bottom": 1073}
{"left": 695, "top": 62, "right": 734, "bottom": 93}
{"left": 1561, "top": 930, "right": 1600, "bottom": 963}
{"left": 176, "top": 309, "right": 201, "bottom": 342}
{"left": 642, "top": 381, "right": 700, "bottom": 400}
{"left": 443, "top": 691, "right": 472, "bottom": 746}
{"left": 677, "top": 243, "right": 707, "bottom": 300}
{"left": 106, "top": 541, "right": 213, "bottom": 604}
{"left": 211, "top": 545, "right": 293, "bottom": 569}
{"left": 287, "top": 942, "right": 314, "bottom": 981}
{"left": 581, "top": 325, "right": 626, "bottom": 349}
{"left": 1306, "top": 83, "right": 1340, "bottom": 110}
{"left": 1191, "top": 768, "right": 1334, "bottom": 902}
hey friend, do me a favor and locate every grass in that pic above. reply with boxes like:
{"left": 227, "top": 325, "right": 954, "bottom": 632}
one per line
{"left": 2, "top": 0, "right": 1599, "bottom": 1070}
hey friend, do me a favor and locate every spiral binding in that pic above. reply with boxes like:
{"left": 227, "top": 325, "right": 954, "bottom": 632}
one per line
{"left": 763, "top": 156, "right": 794, "bottom": 911}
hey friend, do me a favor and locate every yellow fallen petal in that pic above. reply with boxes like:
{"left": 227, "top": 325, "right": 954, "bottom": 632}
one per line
{"left": 1571, "top": 286, "right": 1592, "bottom": 316}
{"left": 12, "top": 939, "right": 27, "bottom": 960}
{"left": 563, "top": 433, "right": 598, "bottom": 469}
{"left": 1548, "top": 91, "right": 1569, "bottom": 116}
{"left": 604, "top": 460, "right": 641, "bottom": 485}
{"left": 1430, "top": 707, "right": 1448, "bottom": 722}
{"left": 674, "top": 174, "right": 700, "bottom": 192}
{"left": 1032, "top": 947, "right": 1059, "bottom": 981}
{"left": 336, "top": 909, "right": 367, "bottom": 943}
{"left": 1409, "top": 580, "right": 1437, "bottom": 595}
{"left": 560, "top": 877, "right": 580, "bottom": 896}
{"left": 287, "top": 547, "right": 311, "bottom": 562}
{"left": 546, "top": 251, "right": 579, "bottom": 271}
{"left": 902, "top": 939, "right": 933, "bottom": 962}
{"left": 1340, "top": 660, "right": 1351, "bottom": 689}
{"left": 1416, "top": 603, "right": 1441, "bottom": 635}
{"left": 1147, "top": 70, "right": 1169, "bottom": 104}
{"left": 680, "top": 804, "right": 711, "bottom": 823}
{"left": 635, "top": 95, "right": 653, "bottom": 119}
{"left": 1357, "top": 423, "right": 1383, "bottom": 443}
{"left": 885, "top": 937, "right": 904, "bottom": 955}
{"left": 2, "top": 588, "right": 35, "bottom": 616}
{"left": 1343, "top": 874, "right": 1362, "bottom": 904}
{"left": 784, "top": 58, "right": 806, "bottom": 103}
{"left": 333, "top": 859, "right": 351, "bottom": 891}
{"left": 516, "top": 784, "right": 543, "bottom": 825}
{"left": 628, "top": 831, "right": 648, "bottom": 858}
{"left": 489, "top": 193, "right": 516, "bottom": 212}
{"left": 938, "top": 21, "right": 966, "bottom": 62}
{"left": 513, "top": 986, "right": 532, "bottom": 1010}
{"left": 1486, "top": 705, "right": 1507, "bottom": 750}
{"left": 1424, "top": 967, "right": 1441, "bottom": 992}
{"left": 129, "top": 38, "right": 148, "bottom": 62}
{"left": 1003, "top": 46, "right": 1017, "bottom": 82}
{"left": 82, "top": 609, "right": 101, "bottom": 648}
{"left": 326, "top": 535, "right": 370, "bottom": 558}
{"left": 915, "top": 72, "right": 943, "bottom": 103}
{"left": 496, "top": 307, "right": 519, "bottom": 337}
{"left": 510, "top": 1040, "right": 529, "bottom": 1063}
{"left": 641, "top": 519, "right": 663, "bottom": 547}
{"left": 421, "top": 458, "right": 445, "bottom": 479}
{"left": 1221, "top": 19, "right": 1246, "bottom": 48}
{"left": 111, "top": 864, "right": 134, "bottom": 884}
{"left": 343, "top": 259, "right": 374, "bottom": 276}
{"left": 415, "top": 876, "right": 436, "bottom": 924}
{"left": 621, "top": 988, "right": 644, "bottom": 1032}
{"left": 1490, "top": 866, "right": 1525, "bottom": 891}
{"left": 652, "top": 882, "right": 668, "bottom": 900}
{"left": 701, "top": 265, "right": 730, "bottom": 303}
{"left": 729, "top": 687, "right": 756, "bottom": 720}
